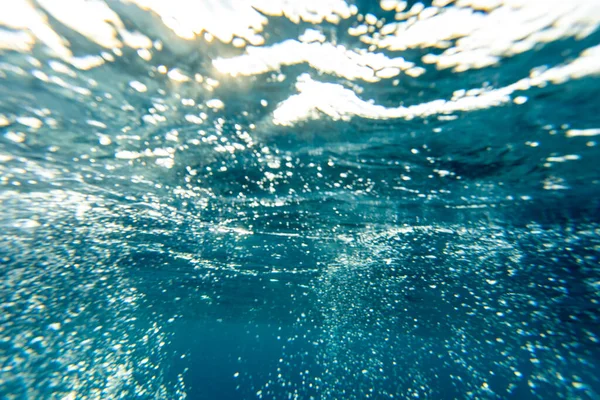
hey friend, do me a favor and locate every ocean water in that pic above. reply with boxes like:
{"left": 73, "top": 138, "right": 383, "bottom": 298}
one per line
{"left": 1, "top": 0, "right": 600, "bottom": 399}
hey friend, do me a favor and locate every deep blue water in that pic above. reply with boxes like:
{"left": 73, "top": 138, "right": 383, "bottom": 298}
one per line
{"left": 1, "top": 1, "right": 600, "bottom": 399}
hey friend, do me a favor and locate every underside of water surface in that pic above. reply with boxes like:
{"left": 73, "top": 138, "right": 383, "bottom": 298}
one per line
{"left": 1, "top": 0, "right": 600, "bottom": 399}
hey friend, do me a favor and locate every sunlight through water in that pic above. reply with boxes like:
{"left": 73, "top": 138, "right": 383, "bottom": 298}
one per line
{"left": 1, "top": 0, "right": 600, "bottom": 399}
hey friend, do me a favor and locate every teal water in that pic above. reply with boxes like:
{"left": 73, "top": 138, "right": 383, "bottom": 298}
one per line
{"left": 1, "top": 1, "right": 600, "bottom": 399}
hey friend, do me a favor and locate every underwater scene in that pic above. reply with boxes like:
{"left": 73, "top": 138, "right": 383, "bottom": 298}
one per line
{"left": 1, "top": 0, "right": 600, "bottom": 398}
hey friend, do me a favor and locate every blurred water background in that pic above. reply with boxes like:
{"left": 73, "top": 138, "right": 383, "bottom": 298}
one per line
{"left": 1, "top": 0, "right": 600, "bottom": 398}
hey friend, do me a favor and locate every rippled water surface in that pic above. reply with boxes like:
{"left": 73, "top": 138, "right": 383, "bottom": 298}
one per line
{"left": 1, "top": 0, "right": 600, "bottom": 399}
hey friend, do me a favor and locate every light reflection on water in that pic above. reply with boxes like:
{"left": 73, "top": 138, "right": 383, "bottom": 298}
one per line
{"left": 1, "top": 0, "right": 600, "bottom": 399}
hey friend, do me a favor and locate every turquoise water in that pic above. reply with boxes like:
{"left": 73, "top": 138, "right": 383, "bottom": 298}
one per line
{"left": 1, "top": 1, "right": 600, "bottom": 399}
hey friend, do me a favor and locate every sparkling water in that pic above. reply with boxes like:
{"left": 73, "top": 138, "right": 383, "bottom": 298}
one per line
{"left": 1, "top": 1, "right": 600, "bottom": 399}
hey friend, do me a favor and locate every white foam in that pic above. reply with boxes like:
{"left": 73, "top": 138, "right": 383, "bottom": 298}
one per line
{"left": 214, "top": 40, "right": 414, "bottom": 82}
{"left": 365, "top": 0, "right": 600, "bottom": 72}
{"left": 273, "top": 46, "right": 600, "bottom": 125}
{"left": 115, "top": 150, "right": 141, "bottom": 160}
{"left": 566, "top": 129, "right": 600, "bottom": 137}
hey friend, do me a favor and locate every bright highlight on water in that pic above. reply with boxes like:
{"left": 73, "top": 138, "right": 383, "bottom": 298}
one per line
{"left": 1, "top": 0, "right": 599, "bottom": 399}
